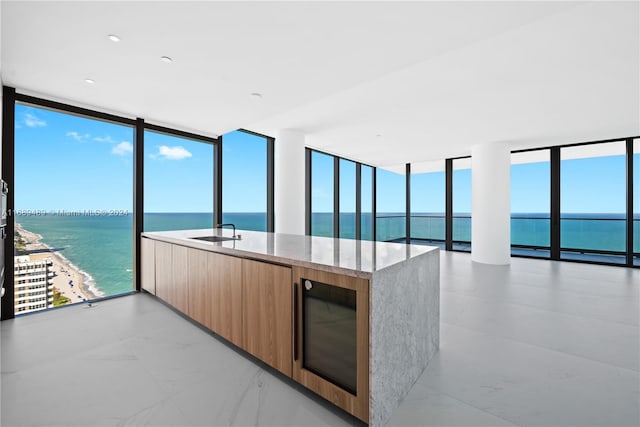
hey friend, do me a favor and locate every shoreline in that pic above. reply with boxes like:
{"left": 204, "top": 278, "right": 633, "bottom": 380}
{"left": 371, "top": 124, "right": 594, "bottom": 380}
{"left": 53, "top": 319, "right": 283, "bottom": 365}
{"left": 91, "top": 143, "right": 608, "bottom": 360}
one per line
{"left": 15, "top": 223, "right": 104, "bottom": 303}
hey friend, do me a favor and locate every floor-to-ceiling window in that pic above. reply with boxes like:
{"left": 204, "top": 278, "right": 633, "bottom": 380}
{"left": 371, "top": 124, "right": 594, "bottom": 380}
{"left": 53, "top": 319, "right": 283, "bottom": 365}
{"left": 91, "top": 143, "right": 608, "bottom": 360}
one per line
{"left": 410, "top": 161, "right": 445, "bottom": 248}
{"left": 222, "top": 130, "right": 267, "bottom": 231}
{"left": 339, "top": 159, "right": 356, "bottom": 239}
{"left": 310, "top": 151, "right": 334, "bottom": 237}
{"left": 144, "top": 130, "right": 214, "bottom": 232}
{"left": 307, "top": 149, "right": 374, "bottom": 240}
{"left": 376, "top": 168, "right": 405, "bottom": 242}
{"left": 634, "top": 139, "right": 639, "bottom": 266}
{"left": 511, "top": 150, "right": 551, "bottom": 258}
{"left": 452, "top": 157, "right": 471, "bottom": 251}
{"left": 560, "top": 141, "right": 626, "bottom": 264}
{"left": 14, "top": 103, "right": 134, "bottom": 313}
{"left": 361, "top": 165, "right": 374, "bottom": 241}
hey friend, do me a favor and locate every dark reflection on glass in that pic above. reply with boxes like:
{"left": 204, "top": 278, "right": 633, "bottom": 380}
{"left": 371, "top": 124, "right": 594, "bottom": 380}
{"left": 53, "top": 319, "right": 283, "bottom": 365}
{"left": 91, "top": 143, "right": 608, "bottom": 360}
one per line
{"left": 303, "top": 279, "right": 357, "bottom": 395}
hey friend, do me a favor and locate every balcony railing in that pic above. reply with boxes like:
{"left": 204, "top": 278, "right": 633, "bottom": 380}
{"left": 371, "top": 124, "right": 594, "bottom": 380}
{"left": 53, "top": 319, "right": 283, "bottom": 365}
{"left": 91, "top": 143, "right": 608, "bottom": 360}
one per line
{"left": 374, "top": 214, "right": 640, "bottom": 264}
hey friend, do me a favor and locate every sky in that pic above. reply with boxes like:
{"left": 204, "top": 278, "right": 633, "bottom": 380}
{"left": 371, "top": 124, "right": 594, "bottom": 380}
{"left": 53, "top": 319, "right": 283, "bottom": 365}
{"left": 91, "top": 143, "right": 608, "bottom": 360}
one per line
{"left": 15, "top": 104, "right": 267, "bottom": 213}
{"left": 14, "top": 104, "right": 637, "bottom": 215}
{"left": 313, "top": 152, "right": 633, "bottom": 215}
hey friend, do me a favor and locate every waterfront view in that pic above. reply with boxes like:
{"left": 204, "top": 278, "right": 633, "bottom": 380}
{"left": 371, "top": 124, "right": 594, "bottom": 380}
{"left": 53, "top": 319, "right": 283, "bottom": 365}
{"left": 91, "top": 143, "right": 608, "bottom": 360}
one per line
{"left": 15, "top": 209, "right": 637, "bottom": 313}
{"left": 11, "top": 103, "right": 639, "bottom": 316}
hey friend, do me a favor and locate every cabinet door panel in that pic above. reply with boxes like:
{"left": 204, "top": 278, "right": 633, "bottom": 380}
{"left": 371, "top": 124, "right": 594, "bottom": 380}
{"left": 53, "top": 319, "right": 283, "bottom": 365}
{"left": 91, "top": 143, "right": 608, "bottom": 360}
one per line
{"left": 187, "top": 248, "right": 210, "bottom": 328}
{"left": 171, "top": 245, "right": 189, "bottom": 314}
{"left": 242, "top": 260, "right": 292, "bottom": 376}
{"left": 210, "top": 253, "right": 243, "bottom": 346}
{"left": 141, "top": 238, "right": 156, "bottom": 294}
{"left": 155, "top": 241, "right": 173, "bottom": 303}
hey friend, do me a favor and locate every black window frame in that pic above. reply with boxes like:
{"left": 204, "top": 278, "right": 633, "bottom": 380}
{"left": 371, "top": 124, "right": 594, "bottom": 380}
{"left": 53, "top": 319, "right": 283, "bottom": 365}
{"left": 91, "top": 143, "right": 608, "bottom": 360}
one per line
{"left": 305, "top": 148, "right": 376, "bottom": 240}
{"left": 1, "top": 86, "right": 275, "bottom": 320}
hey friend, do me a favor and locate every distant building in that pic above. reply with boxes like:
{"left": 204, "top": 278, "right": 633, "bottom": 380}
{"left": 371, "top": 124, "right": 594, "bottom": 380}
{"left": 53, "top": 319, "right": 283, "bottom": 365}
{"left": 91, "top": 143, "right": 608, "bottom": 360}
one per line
{"left": 14, "top": 255, "right": 54, "bottom": 314}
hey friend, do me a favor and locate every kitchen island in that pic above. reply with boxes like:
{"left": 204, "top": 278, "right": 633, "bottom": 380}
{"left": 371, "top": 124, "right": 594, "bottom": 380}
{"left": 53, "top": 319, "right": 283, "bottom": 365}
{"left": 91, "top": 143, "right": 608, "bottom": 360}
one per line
{"left": 141, "top": 228, "right": 439, "bottom": 427}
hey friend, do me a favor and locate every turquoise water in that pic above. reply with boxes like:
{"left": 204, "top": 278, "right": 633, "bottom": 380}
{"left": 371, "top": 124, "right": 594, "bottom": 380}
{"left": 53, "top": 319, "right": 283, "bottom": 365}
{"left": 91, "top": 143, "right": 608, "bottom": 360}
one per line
{"left": 17, "top": 214, "right": 134, "bottom": 297}
{"left": 16, "top": 212, "right": 271, "bottom": 298}
{"left": 316, "top": 213, "right": 640, "bottom": 253}
{"left": 15, "top": 212, "right": 639, "bottom": 298}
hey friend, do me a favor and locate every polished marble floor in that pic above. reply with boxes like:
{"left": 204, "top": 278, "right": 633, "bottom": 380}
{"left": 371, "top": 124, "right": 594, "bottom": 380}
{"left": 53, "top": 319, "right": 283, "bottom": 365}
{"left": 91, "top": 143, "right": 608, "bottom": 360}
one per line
{"left": 1, "top": 252, "right": 638, "bottom": 426}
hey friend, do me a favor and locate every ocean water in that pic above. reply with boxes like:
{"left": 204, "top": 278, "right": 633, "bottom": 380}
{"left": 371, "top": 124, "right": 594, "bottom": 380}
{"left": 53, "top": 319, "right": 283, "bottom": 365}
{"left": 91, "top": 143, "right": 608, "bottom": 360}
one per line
{"left": 15, "top": 212, "right": 271, "bottom": 298}
{"left": 17, "top": 214, "right": 134, "bottom": 297}
{"left": 314, "top": 213, "right": 640, "bottom": 253}
{"left": 15, "top": 212, "right": 639, "bottom": 298}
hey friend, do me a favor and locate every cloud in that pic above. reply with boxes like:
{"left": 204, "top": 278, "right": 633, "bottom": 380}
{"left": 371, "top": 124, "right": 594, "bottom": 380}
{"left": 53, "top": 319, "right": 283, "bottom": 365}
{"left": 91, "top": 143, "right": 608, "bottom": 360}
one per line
{"left": 66, "top": 131, "right": 91, "bottom": 142}
{"left": 23, "top": 113, "right": 46, "bottom": 128}
{"left": 112, "top": 141, "right": 133, "bottom": 156}
{"left": 157, "top": 145, "right": 192, "bottom": 160}
{"left": 94, "top": 136, "right": 116, "bottom": 144}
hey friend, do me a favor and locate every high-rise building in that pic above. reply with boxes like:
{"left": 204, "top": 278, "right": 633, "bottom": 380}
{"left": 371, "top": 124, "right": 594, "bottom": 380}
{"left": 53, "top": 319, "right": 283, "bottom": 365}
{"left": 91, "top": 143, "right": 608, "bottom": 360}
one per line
{"left": 14, "top": 255, "right": 54, "bottom": 314}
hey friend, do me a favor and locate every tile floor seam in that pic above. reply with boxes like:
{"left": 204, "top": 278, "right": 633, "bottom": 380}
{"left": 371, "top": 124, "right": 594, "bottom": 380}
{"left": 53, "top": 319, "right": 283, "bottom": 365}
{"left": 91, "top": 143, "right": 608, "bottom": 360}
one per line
{"left": 439, "top": 321, "right": 640, "bottom": 375}
{"left": 440, "top": 288, "right": 640, "bottom": 328}
{"left": 440, "top": 276, "right": 640, "bottom": 300}
{"left": 441, "top": 276, "right": 640, "bottom": 301}
{"left": 419, "top": 384, "right": 523, "bottom": 427}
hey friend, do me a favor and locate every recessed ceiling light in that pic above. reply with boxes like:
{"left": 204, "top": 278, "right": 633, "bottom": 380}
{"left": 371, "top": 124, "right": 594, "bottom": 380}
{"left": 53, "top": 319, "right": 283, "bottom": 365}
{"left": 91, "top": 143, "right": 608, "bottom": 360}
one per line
{"left": 250, "top": 92, "right": 263, "bottom": 99}
{"left": 84, "top": 78, "right": 95, "bottom": 84}
{"left": 107, "top": 34, "right": 120, "bottom": 42}
{"left": 160, "top": 56, "right": 173, "bottom": 63}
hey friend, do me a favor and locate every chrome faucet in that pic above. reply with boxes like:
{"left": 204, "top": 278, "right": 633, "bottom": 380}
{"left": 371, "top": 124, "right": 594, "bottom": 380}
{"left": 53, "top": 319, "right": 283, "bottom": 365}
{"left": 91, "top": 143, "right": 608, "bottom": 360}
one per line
{"left": 216, "top": 223, "right": 238, "bottom": 239}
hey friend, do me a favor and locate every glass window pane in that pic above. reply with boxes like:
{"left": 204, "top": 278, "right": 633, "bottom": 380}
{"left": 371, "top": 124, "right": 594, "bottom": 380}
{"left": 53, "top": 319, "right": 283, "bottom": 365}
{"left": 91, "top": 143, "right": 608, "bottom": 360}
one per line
{"left": 144, "top": 131, "right": 214, "bottom": 232}
{"left": 339, "top": 159, "right": 356, "bottom": 239}
{"left": 14, "top": 104, "right": 133, "bottom": 313}
{"left": 360, "top": 165, "right": 373, "bottom": 241}
{"left": 376, "top": 168, "right": 405, "bottom": 242}
{"left": 561, "top": 141, "right": 626, "bottom": 264}
{"left": 222, "top": 130, "right": 267, "bottom": 231}
{"left": 311, "top": 151, "right": 334, "bottom": 237}
{"left": 452, "top": 158, "right": 471, "bottom": 251}
{"left": 634, "top": 139, "right": 639, "bottom": 266}
{"left": 510, "top": 150, "right": 550, "bottom": 258}
{"left": 410, "top": 161, "right": 445, "bottom": 248}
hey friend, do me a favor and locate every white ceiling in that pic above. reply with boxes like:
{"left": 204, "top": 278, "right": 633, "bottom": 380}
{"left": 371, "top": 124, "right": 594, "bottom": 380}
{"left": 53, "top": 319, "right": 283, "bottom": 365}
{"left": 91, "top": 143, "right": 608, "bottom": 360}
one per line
{"left": 2, "top": 1, "right": 638, "bottom": 170}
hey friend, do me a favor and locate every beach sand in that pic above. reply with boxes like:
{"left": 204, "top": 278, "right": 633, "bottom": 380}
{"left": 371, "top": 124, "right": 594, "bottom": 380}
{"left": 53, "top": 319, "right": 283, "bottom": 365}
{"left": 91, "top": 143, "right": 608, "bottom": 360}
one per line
{"left": 15, "top": 223, "right": 99, "bottom": 304}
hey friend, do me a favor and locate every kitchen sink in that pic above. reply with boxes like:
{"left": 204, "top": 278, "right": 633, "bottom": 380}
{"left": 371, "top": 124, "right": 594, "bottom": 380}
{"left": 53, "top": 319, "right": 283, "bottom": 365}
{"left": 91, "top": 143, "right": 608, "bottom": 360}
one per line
{"left": 191, "top": 235, "right": 236, "bottom": 243}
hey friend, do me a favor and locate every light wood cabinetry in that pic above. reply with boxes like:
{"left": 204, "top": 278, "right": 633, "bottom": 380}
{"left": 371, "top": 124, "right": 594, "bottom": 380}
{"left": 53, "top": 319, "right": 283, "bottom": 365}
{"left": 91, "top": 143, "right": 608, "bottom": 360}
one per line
{"left": 186, "top": 248, "right": 210, "bottom": 327}
{"left": 154, "top": 241, "right": 173, "bottom": 303}
{"left": 242, "top": 259, "right": 292, "bottom": 376}
{"left": 188, "top": 249, "right": 243, "bottom": 346}
{"left": 154, "top": 241, "right": 189, "bottom": 314}
{"left": 144, "top": 239, "right": 368, "bottom": 424}
{"left": 140, "top": 238, "right": 156, "bottom": 295}
{"left": 170, "top": 245, "right": 189, "bottom": 314}
{"left": 292, "top": 266, "right": 370, "bottom": 424}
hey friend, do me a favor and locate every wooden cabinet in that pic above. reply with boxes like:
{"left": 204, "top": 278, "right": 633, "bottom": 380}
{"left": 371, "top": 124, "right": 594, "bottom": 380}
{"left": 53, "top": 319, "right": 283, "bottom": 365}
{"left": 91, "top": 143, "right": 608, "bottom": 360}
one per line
{"left": 143, "top": 237, "right": 370, "bottom": 424}
{"left": 140, "top": 238, "right": 156, "bottom": 295}
{"left": 170, "top": 245, "right": 189, "bottom": 314}
{"left": 242, "top": 259, "right": 292, "bottom": 376}
{"left": 154, "top": 241, "right": 188, "bottom": 314}
{"left": 187, "top": 248, "right": 210, "bottom": 327}
{"left": 188, "top": 248, "right": 242, "bottom": 347}
{"left": 210, "top": 252, "right": 243, "bottom": 346}
{"left": 154, "top": 241, "right": 172, "bottom": 303}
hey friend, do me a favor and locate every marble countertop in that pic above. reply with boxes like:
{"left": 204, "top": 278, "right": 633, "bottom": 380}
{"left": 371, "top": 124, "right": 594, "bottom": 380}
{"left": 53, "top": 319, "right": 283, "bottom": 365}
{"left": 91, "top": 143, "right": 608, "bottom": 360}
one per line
{"left": 142, "top": 228, "right": 438, "bottom": 278}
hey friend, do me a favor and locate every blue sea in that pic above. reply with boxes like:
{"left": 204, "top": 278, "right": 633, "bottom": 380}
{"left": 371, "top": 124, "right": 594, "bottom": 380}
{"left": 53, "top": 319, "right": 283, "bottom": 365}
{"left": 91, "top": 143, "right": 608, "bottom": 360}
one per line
{"left": 15, "top": 212, "right": 269, "bottom": 298}
{"left": 16, "top": 212, "right": 639, "bottom": 298}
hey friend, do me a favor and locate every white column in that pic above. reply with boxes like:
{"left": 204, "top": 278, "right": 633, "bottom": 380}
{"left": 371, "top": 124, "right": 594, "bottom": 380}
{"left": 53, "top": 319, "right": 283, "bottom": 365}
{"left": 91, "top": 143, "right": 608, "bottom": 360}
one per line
{"left": 471, "top": 142, "right": 511, "bottom": 265}
{"left": 275, "top": 129, "right": 306, "bottom": 235}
